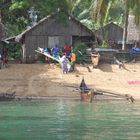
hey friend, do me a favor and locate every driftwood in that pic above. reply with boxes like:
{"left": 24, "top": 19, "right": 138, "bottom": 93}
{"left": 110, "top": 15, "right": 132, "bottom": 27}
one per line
{"left": 0, "top": 92, "right": 15, "bottom": 101}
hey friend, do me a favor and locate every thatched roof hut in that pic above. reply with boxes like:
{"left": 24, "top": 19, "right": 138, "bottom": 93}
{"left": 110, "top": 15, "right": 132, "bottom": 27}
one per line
{"left": 95, "top": 22, "right": 123, "bottom": 49}
{"left": 127, "top": 15, "right": 140, "bottom": 46}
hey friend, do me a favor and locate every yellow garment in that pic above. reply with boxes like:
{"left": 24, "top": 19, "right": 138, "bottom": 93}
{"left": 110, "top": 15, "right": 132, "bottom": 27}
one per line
{"left": 71, "top": 53, "right": 76, "bottom": 62}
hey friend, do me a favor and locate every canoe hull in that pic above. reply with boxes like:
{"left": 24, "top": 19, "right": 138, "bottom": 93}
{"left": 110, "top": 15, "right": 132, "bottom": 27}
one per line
{"left": 80, "top": 93, "right": 91, "bottom": 102}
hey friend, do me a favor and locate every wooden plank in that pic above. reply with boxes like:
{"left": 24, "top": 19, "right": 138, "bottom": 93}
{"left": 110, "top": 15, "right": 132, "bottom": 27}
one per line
{"left": 35, "top": 50, "right": 61, "bottom": 64}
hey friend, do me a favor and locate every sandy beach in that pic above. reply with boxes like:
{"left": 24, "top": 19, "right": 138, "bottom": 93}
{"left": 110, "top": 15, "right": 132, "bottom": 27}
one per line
{"left": 0, "top": 63, "right": 140, "bottom": 100}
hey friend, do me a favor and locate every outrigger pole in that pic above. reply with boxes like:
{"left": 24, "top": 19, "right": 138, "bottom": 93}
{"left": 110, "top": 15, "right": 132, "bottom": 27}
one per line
{"left": 88, "top": 89, "right": 135, "bottom": 103}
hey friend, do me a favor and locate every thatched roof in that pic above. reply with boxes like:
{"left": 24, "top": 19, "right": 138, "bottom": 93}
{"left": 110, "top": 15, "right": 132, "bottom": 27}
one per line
{"left": 127, "top": 15, "right": 140, "bottom": 43}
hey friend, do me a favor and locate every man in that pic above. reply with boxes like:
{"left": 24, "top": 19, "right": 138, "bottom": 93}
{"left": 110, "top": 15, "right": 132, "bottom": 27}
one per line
{"left": 64, "top": 43, "right": 71, "bottom": 58}
{"left": 52, "top": 45, "right": 59, "bottom": 59}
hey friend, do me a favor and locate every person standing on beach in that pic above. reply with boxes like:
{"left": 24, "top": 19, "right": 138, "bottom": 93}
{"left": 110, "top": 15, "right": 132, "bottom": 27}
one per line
{"left": 59, "top": 53, "right": 69, "bottom": 74}
{"left": 52, "top": 45, "right": 59, "bottom": 59}
{"left": 63, "top": 43, "right": 71, "bottom": 58}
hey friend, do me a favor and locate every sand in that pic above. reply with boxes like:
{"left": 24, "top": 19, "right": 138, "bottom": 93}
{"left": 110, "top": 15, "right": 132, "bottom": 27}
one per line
{"left": 0, "top": 63, "right": 140, "bottom": 100}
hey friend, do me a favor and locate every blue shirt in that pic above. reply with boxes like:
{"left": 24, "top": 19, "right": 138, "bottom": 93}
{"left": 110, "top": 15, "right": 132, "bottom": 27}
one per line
{"left": 52, "top": 47, "right": 59, "bottom": 55}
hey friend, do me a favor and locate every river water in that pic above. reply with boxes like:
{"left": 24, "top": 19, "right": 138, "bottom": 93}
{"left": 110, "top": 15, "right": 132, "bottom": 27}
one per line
{"left": 0, "top": 100, "right": 140, "bottom": 140}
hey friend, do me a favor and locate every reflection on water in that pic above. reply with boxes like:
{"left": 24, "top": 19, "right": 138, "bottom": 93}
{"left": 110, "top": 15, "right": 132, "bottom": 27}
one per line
{"left": 0, "top": 100, "right": 140, "bottom": 140}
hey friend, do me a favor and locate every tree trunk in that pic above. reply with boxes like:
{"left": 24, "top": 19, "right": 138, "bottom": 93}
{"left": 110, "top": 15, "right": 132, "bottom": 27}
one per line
{"left": 122, "top": 2, "right": 129, "bottom": 50}
{"left": 0, "top": 10, "right": 1, "bottom": 23}
{"left": 0, "top": 10, "right": 3, "bottom": 49}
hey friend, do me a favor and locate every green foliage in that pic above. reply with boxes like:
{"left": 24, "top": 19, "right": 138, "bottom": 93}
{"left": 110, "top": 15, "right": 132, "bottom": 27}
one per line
{"left": 2, "top": 0, "right": 140, "bottom": 58}
{"left": 97, "top": 41, "right": 109, "bottom": 48}
{"left": 1, "top": 0, "right": 93, "bottom": 36}
{"left": 90, "top": 0, "right": 124, "bottom": 27}
{"left": 90, "top": 0, "right": 140, "bottom": 28}
{"left": 10, "top": 0, "right": 28, "bottom": 10}
{"left": 6, "top": 44, "right": 22, "bottom": 60}
{"left": 2, "top": 0, "right": 72, "bottom": 35}
{"left": 74, "top": 42, "right": 88, "bottom": 64}
{"left": 80, "top": 19, "right": 93, "bottom": 29}
{"left": 55, "top": 11, "right": 69, "bottom": 26}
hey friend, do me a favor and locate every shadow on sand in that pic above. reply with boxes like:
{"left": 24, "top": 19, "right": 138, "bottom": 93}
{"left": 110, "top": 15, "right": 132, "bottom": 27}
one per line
{"left": 99, "top": 64, "right": 113, "bottom": 72}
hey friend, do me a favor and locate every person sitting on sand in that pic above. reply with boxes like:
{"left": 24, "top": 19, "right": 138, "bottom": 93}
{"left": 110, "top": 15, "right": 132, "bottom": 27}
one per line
{"left": 114, "top": 57, "right": 129, "bottom": 71}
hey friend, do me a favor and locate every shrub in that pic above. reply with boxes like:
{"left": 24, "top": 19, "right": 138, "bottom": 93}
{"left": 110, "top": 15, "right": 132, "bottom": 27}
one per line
{"left": 74, "top": 42, "right": 88, "bottom": 64}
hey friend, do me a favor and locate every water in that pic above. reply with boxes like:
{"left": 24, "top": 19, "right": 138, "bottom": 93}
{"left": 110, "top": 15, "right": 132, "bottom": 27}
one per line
{"left": 0, "top": 100, "right": 140, "bottom": 140}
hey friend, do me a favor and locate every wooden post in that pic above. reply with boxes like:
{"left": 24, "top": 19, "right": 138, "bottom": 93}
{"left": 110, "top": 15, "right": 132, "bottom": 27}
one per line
{"left": 21, "top": 44, "right": 26, "bottom": 63}
{"left": 0, "top": 11, "right": 2, "bottom": 49}
{"left": 122, "top": 1, "right": 129, "bottom": 50}
{"left": 0, "top": 10, "right": 1, "bottom": 23}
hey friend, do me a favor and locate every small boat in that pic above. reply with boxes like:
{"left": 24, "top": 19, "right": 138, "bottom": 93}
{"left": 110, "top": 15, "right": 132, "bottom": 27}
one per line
{"left": 79, "top": 78, "right": 92, "bottom": 102}
{"left": 79, "top": 78, "right": 134, "bottom": 103}
{"left": 0, "top": 92, "right": 15, "bottom": 101}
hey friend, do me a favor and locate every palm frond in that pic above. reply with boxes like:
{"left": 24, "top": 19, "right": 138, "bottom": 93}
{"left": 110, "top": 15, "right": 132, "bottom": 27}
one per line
{"left": 90, "top": 0, "right": 114, "bottom": 24}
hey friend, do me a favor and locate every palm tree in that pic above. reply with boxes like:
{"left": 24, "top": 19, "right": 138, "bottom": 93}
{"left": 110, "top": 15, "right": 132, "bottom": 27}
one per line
{"left": 90, "top": 0, "right": 140, "bottom": 50}
{"left": 66, "top": 0, "right": 93, "bottom": 29}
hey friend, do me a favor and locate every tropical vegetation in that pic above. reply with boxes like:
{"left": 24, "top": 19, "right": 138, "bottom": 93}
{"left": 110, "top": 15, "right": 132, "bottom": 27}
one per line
{"left": 0, "top": 0, "right": 140, "bottom": 59}
{"left": 90, "top": 0, "right": 140, "bottom": 50}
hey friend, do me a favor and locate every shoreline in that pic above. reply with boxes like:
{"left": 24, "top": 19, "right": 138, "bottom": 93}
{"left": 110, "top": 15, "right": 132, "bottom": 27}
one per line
{"left": 2, "top": 95, "right": 138, "bottom": 103}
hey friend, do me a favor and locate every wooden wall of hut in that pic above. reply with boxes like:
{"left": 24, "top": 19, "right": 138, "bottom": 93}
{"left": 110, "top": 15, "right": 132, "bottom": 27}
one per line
{"left": 96, "top": 23, "right": 123, "bottom": 49}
